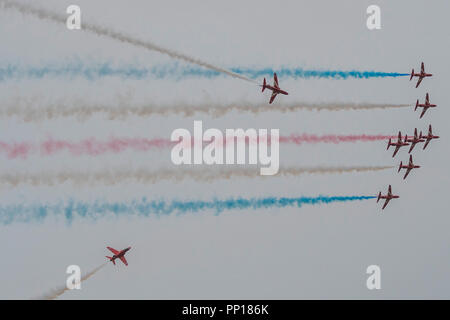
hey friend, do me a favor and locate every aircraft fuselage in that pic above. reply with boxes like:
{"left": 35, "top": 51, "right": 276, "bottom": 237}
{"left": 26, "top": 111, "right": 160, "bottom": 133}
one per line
{"left": 111, "top": 247, "right": 131, "bottom": 260}
{"left": 413, "top": 72, "right": 432, "bottom": 78}
{"left": 263, "top": 85, "right": 288, "bottom": 96}
{"left": 418, "top": 103, "right": 436, "bottom": 108}
{"left": 380, "top": 195, "right": 399, "bottom": 200}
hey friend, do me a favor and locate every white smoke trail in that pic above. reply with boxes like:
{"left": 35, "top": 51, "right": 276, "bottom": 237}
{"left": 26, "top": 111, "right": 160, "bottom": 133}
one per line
{"left": 0, "top": 0, "right": 256, "bottom": 83}
{"left": 2, "top": 166, "right": 394, "bottom": 187}
{"left": 38, "top": 262, "right": 107, "bottom": 300}
{"left": 0, "top": 100, "right": 410, "bottom": 121}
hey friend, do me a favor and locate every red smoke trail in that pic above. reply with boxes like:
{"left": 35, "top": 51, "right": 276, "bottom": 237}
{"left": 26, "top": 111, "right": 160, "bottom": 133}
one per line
{"left": 0, "top": 142, "right": 32, "bottom": 159}
{"left": 41, "top": 137, "right": 172, "bottom": 156}
{"left": 0, "top": 134, "right": 395, "bottom": 159}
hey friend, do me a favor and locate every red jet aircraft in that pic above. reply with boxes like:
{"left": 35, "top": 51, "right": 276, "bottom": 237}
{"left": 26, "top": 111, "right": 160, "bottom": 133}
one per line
{"left": 420, "top": 125, "right": 439, "bottom": 150}
{"left": 261, "top": 73, "right": 288, "bottom": 104}
{"left": 406, "top": 128, "right": 425, "bottom": 153}
{"left": 387, "top": 131, "right": 409, "bottom": 158}
{"left": 398, "top": 155, "right": 420, "bottom": 180}
{"left": 415, "top": 93, "right": 437, "bottom": 119}
{"left": 106, "top": 246, "right": 131, "bottom": 266}
{"left": 410, "top": 62, "right": 432, "bottom": 88}
{"left": 377, "top": 185, "right": 399, "bottom": 210}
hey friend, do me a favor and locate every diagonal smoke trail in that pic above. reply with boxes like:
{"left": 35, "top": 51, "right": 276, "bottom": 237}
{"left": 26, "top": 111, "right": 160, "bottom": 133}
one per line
{"left": 0, "top": 0, "right": 256, "bottom": 83}
{"left": 0, "top": 166, "right": 393, "bottom": 187}
{"left": 38, "top": 263, "right": 107, "bottom": 300}
{"left": 0, "top": 100, "right": 410, "bottom": 121}
{"left": 1, "top": 196, "right": 376, "bottom": 224}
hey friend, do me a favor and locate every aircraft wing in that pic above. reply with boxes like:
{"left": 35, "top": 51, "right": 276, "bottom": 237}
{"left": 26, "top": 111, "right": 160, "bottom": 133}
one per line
{"left": 119, "top": 256, "right": 128, "bottom": 266}
{"left": 107, "top": 247, "right": 119, "bottom": 255}
{"left": 420, "top": 107, "right": 427, "bottom": 119}
{"left": 382, "top": 198, "right": 390, "bottom": 210}
{"left": 416, "top": 77, "right": 423, "bottom": 88}
{"left": 408, "top": 142, "right": 416, "bottom": 153}
{"left": 269, "top": 91, "right": 278, "bottom": 104}
{"left": 273, "top": 73, "right": 279, "bottom": 88}
{"left": 392, "top": 146, "right": 400, "bottom": 157}
{"left": 404, "top": 168, "right": 412, "bottom": 180}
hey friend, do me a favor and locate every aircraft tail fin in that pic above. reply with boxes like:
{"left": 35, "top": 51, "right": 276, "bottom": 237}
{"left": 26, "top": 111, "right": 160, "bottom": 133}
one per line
{"left": 377, "top": 192, "right": 381, "bottom": 203}
{"left": 398, "top": 162, "right": 402, "bottom": 173}
{"left": 262, "top": 78, "right": 266, "bottom": 92}
{"left": 410, "top": 69, "right": 414, "bottom": 80}
{"left": 387, "top": 138, "right": 391, "bottom": 150}
{"left": 415, "top": 99, "right": 419, "bottom": 111}
{"left": 106, "top": 256, "right": 115, "bottom": 265}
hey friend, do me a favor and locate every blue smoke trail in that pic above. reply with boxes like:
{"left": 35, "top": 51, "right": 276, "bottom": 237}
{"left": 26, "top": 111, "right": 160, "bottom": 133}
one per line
{"left": 230, "top": 68, "right": 409, "bottom": 79}
{"left": 0, "top": 195, "right": 375, "bottom": 225}
{"left": 0, "top": 62, "right": 408, "bottom": 82}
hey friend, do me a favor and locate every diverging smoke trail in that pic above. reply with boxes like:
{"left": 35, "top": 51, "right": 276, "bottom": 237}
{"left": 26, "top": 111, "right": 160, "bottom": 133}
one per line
{"left": 0, "top": 166, "right": 393, "bottom": 186}
{"left": 1, "top": 196, "right": 376, "bottom": 224}
{"left": 0, "top": 135, "right": 395, "bottom": 159}
{"left": 38, "top": 263, "right": 106, "bottom": 300}
{"left": 0, "top": 101, "right": 410, "bottom": 121}
{"left": 0, "top": 63, "right": 409, "bottom": 81}
{"left": 0, "top": 0, "right": 255, "bottom": 83}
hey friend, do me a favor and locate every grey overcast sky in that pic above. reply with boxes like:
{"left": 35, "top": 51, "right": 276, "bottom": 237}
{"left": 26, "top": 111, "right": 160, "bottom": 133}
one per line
{"left": 0, "top": 0, "right": 449, "bottom": 299}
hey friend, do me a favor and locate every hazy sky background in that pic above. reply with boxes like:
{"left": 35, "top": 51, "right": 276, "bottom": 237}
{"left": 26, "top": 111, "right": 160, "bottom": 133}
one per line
{"left": 0, "top": 0, "right": 449, "bottom": 299}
